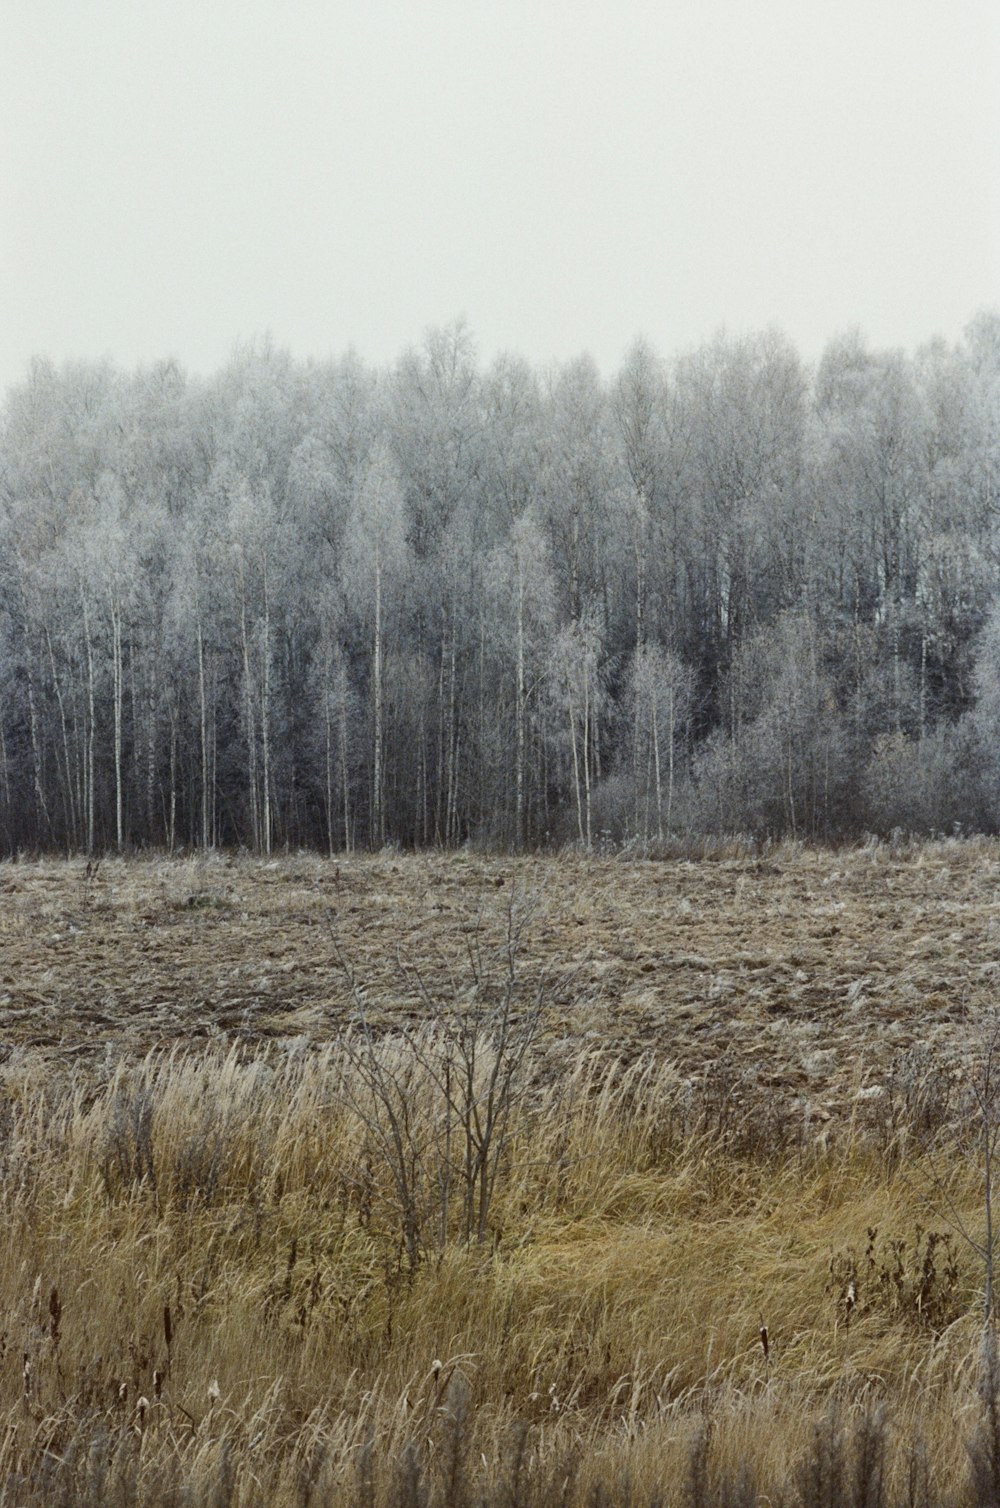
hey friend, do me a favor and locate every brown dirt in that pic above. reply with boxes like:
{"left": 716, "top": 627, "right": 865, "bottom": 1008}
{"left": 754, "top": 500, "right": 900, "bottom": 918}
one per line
{"left": 1, "top": 840, "right": 998, "bottom": 1119}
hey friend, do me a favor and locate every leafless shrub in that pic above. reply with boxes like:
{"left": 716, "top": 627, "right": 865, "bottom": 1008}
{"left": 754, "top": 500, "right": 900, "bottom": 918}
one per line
{"left": 332, "top": 896, "right": 548, "bottom": 1273}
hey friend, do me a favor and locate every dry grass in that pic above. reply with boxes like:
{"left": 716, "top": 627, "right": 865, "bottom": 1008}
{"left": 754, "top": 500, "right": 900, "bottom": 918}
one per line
{"left": 1, "top": 842, "right": 999, "bottom": 1502}
{"left": 0, "top": 1037, "right": 995, "bottom": 1504}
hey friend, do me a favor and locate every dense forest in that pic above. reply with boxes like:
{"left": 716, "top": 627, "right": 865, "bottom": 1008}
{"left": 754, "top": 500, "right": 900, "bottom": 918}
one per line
{"left": 1, "top": 314, "right": 999, "bottom": 855}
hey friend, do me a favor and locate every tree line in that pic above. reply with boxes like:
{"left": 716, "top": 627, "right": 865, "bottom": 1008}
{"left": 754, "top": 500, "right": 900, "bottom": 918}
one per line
{"left": 1, "top": 313, "right": 998, "bottom": 855}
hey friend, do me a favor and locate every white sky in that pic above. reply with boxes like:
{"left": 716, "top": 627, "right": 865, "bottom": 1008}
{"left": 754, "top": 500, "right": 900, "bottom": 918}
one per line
{"left": 2, "top": 0, "right": 998, "bottom": 394}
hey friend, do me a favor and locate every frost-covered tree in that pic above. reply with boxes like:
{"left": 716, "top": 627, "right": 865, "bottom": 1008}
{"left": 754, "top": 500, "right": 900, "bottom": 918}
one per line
{"left": 627, "top": 642, "right": 693, "bottom": 841}
{"left": 346, "top": 440, "right": 407, "bottom": 847}
{"left": 547, "top": 609, "right": 607, "bottom": 847}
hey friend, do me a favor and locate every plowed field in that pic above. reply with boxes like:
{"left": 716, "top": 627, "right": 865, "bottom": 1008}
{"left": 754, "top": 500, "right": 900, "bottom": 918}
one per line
{"left": 2, "top": 841, "right": 998, "bottom": 1121}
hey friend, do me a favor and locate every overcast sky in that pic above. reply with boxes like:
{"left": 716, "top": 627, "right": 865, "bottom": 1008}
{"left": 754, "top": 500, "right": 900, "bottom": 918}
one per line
{"left": 2, "top": 0, "right": 998, "bottom": 395}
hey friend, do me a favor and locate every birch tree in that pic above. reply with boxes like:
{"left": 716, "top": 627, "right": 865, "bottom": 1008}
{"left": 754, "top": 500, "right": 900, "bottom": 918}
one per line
{"left": 225, "top": 468, "right": 277, "bottom": 853}
{"left": 482, "top": 512, "right": 556, "bottom": 847}
{"left": 347, "top": 441, "right": 407, "bottom": 848}
{"left": 614, "top": 339, "right": 667, "bottom": 645}
{"left": 86, "top": 474, "right": 139, "bottom": 850}
{"left": 311, "top": 594, "right": 356, "bottom": 855}
{"left": 627, "top": 642, "right": 693, "bottom": 842}
{"left": 547, "top": 609, "right": 607, "bottom": 847}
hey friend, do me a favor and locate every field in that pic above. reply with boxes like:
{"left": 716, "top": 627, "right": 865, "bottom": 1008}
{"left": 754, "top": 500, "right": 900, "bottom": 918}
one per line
{"left": 2, "top": 839, "right": 1000, "bottom": 1505}
{"left": 4, "top": 838, "right": 1000, "bottom": 1102}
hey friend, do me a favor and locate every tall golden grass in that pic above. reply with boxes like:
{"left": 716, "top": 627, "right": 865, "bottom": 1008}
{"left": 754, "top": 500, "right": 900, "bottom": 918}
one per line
{"left": 0, "top": 1026, "right": 996, "bottom": 1505}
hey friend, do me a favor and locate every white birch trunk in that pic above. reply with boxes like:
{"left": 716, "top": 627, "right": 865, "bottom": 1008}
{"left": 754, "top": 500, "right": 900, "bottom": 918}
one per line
{"left": 373, "top": 554, "right": 383, "bottom": 847}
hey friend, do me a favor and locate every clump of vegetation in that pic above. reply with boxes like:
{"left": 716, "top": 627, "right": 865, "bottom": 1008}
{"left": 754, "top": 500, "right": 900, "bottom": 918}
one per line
{"left": 828, "top": 1226, "right": 963, "bottom": 1333}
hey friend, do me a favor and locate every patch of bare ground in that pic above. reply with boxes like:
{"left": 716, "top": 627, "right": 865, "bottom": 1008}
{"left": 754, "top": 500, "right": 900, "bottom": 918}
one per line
{"left": 1, "top": 837, "right": 997, "bottom": 1122}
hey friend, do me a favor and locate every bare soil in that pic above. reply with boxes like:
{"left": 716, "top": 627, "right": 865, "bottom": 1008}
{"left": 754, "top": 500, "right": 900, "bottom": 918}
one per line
{"left": 2, "top": 840, "right": 998, "bottom": 1120}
